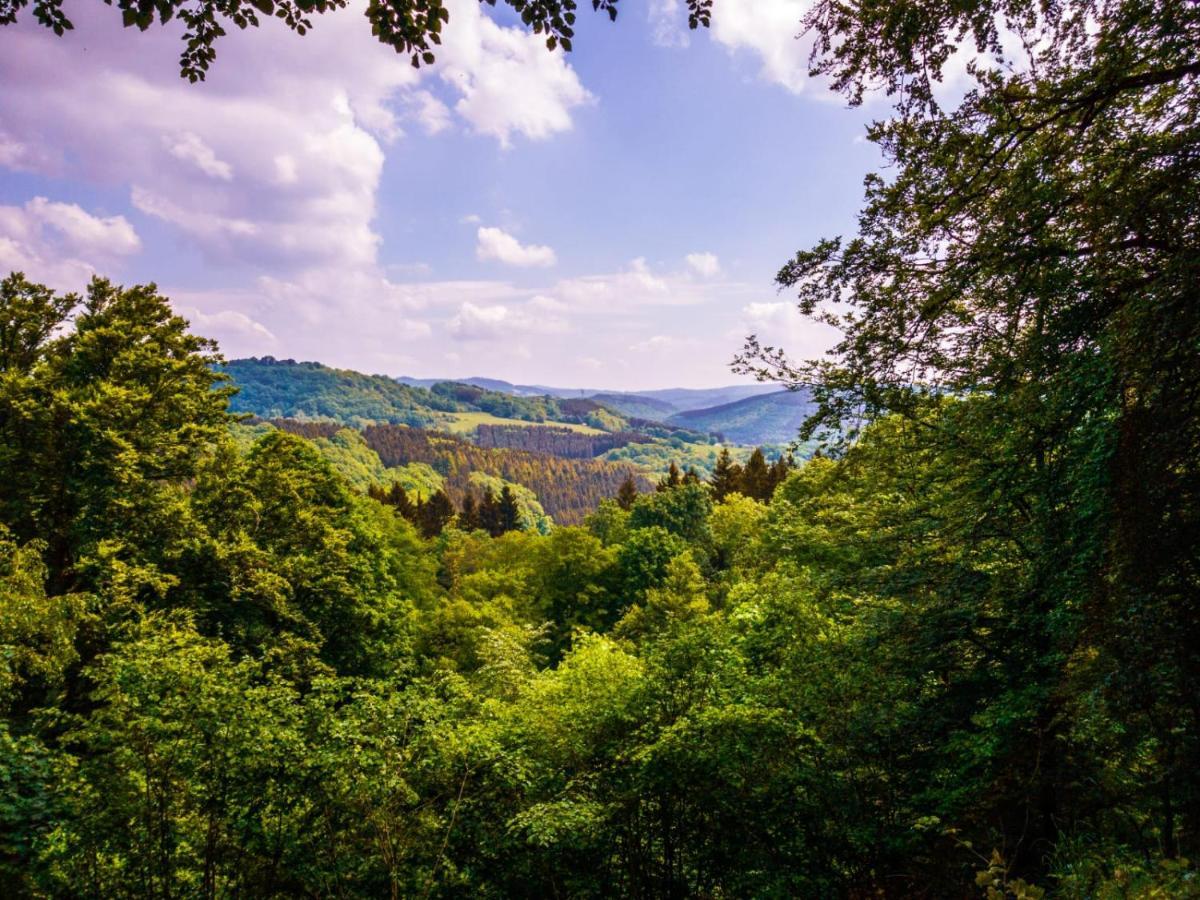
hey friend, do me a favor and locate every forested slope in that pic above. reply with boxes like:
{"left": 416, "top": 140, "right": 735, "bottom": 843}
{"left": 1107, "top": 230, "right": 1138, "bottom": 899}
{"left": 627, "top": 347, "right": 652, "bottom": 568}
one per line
{"left": 667, "top": 389, "right": 817, "bottom": 445}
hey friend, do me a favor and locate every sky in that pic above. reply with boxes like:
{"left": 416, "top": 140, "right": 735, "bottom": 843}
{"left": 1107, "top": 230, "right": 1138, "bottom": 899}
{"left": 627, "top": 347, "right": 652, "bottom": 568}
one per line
{"left": 0, "top": 0, "right": 885, "bottom": 390}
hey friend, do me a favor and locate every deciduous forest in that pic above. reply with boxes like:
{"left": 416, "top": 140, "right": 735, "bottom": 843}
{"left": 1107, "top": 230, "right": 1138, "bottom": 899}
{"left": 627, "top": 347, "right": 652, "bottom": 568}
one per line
{"left": 1, "top": 0, "right": 1198, "bottom": 896}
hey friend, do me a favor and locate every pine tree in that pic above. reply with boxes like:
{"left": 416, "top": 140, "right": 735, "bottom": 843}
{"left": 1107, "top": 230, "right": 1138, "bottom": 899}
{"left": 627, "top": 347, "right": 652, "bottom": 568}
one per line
{"left": 616, "top": 474, "right": 639, "bottom": 510}
{"left": 682, "top": 466, "right": 701, "bottom": 485}
{"left": 709, "top": 447, "right": 743, "bottom": 502}
{"left": 369, "top": 482, "right": 416, "bottom": 522}
{"left": 388, "top": 482, "right": 416, "bottom": 520}
{"left": 497, "top": 485, "right": 522, "bottom": 534}
{"left": 480, "top": 490, "right": 502, "bottom": 536}
{"left": 458, "top": 492, "right": 481, "bottom": 531}
{"left": 417, "top": 490, "right": 455, "bottom": 538}
{"left": 658, "top": 461, "right": 683, "bottom": 492}
{"left": 741, "top": 448, "right": 771, "bottom": 502}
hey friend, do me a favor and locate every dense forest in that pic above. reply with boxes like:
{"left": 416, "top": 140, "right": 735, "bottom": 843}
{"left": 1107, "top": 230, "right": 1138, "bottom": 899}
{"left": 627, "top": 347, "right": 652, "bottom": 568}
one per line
{"left": 280, "top": 418, "right": 656, "bottom": 525}
{"left": 2, "top": 0, "right": 1198, "bottom": 895}
{"left": 473, "top": 423, "right": 650, "bottom": 458}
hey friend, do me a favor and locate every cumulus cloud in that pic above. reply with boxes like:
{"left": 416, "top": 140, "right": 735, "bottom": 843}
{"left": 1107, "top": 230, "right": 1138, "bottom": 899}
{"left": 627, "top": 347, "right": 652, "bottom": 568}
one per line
{"left": 0, "top": 0, "right": 591, "bottom": 276}
{"left": 436, "top": 0, "right": 593, "bottom": 146}
{"left": 476, "top": 226, "right": 557, "bottom": 267}
{"left": 0, "top": 196, "right": 140, "bottom": 290}
{"left": 448, "top": 299, "right": 568, "bottom": 340}
{"left": 0, "top": 0, "right": 603, "bottom": 377}
{"left": 686, "top": 251, "right": 721, "bottom": 277}
{"left": 178, "top": 307, "right": 278, "bottom": 345}
{"left": 710, "top": 0, "right": 814, "bottom": 94}
{"left": 556, "top": 257, "right": 701, "bottom": 309}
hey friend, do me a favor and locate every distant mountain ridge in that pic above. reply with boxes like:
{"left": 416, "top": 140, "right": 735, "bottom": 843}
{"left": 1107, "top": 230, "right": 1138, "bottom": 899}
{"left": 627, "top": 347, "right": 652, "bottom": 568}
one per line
{"left": 395, "top": 375, "right": 778, "bottom": 414}
{"left": 223, "top": 357, "right": 810, "bottom": 447}
{"left": 667, "top": 389, "right": 818, "bottom": 445}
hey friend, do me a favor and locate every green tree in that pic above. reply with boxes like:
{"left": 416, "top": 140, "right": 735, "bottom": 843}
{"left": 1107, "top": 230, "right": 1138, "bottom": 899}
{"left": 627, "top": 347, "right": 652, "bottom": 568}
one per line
{"left": 418, "top": 489, "right": 456, "bottom": 538}
{"left": 657, "top": 460, "right": 683, "bottom": 492}
{"left": 733, "top": 0, "right": 1200, "bottom": 879}
{"left": 629, "top": 482, "right": 712, "bottom": 547}
{"left": 615, "top": 474, "right": 638, "bottom": 511}
{"left": 708, "top": 447, "right": 743, "bottom": 502}
{"left": 739, "top": 448, "right": 771, "bottom": 502}
{"left": 497, "top": 485, "right": 522, "bottom": 535}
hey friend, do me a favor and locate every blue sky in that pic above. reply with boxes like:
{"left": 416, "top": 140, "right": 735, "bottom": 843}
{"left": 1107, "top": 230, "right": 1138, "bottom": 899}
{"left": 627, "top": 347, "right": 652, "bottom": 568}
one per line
{"left": 0, "top": 0, "right": 882, "bottom": 389}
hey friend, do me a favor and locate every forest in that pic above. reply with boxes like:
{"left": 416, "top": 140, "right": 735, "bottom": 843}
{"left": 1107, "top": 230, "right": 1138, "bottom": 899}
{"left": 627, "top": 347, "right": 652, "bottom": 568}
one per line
{"left": 1, "top": 0, "right": 1198, "bottom": 895}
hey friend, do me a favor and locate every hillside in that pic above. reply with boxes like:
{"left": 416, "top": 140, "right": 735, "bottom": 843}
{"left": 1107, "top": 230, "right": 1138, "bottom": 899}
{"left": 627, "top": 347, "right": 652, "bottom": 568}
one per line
{"left": 396, "top": 375, "right": 779, "bottom": 414}
{"left": 637, "top": 384, "right": 779, "bottom": 411}
{"left": 223, "top": 357, "right": 454, "bottom": 426}
{"left": 262, "top": 419, "right": 652, "bottom": 525}
{"left": 224, "top": 358, "right": 602, "bottom": 430}
{"left": 222, "top": 358, "right": 807, "bottom": 482}
{"left": 587, "top": 392, "right": 679, "bottom": 421}
{"left": 667, "top": 389, "right": 817, "bottom": 445}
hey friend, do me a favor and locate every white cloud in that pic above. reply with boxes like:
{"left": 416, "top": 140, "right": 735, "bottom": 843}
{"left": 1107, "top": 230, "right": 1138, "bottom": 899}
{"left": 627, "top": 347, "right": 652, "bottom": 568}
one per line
{"left": 631, "top": 334, "right": 677, "bottom": 352}
{"left": 528, "top": 294, "right": 567, "bottom": 313}
{"left": 738, "top": 299, "right": 837, "bottom": 359}
{"left": 165, "top": 131, "right": 234, "bottom": 181}
{"left": 406, "top": 90, "right": 453, "bottom": 135}
{"left": 710, "top": 0, "right": 814, "bottom": 94}
{"left": 448, "top": 299, "right": 568, "bottom": 340}
{"left": 0, "top": 197, "right": 140, "bottom": 290}
{"left": 476, "top": 226, "right": 557, "bottom": 267}
{"left": 556, "top": 257, "right": 700, "bottom": 309}
{"left": 448, "top": 301, "right": 511, "bottom": 339}
{"left": 649, "top": 0, "right": 690, "bottom": 48}
{"left": 0, "top": 0, "right": 592, "bottom": 303}
{"left": 179, "top": 307, "right": 278, "bottom": 344}
{"left": 436, "top": 0, "right": 593, "bottom": 146}
{"left": 686, "top": 251, "right": 721, "bottom": 277}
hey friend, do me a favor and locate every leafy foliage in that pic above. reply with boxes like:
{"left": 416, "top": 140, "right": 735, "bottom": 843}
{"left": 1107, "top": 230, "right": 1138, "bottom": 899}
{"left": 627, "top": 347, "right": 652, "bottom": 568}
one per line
{"left": 2, "top": 0, "right": 1198, "bottom": 890}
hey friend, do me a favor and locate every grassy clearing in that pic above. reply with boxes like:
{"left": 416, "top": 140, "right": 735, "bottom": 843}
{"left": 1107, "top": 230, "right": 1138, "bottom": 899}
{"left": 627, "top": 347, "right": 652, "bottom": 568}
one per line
{"left": 433, "top": 411, "right": 607, "bottom": 436}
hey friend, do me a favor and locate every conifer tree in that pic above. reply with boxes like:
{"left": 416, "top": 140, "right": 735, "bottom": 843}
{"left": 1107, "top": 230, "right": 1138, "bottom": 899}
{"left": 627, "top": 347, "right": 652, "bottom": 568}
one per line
{"left": 417, "top": 490, "right": 455, "bottom": 538}
{"left": 479, "top": 490, "right": 502, "bottom": 536}
{"left": 658, "top": 461, "right": 683, "bottom": 492}
{"left": 616, "top": 474, "right": 639, "bottom": 511}
{"left": 497, "top": 485, "right": 522, "bottom": 534}
{"left": 741, "top": 448, "right": 771, "bottom": 501}
{"left": 682, "top": 466, "right": 701, "bottom": 485}
{"left": 458, "top": 492, "right": 481, "bottom": 531}
{"left": 709, "top": 448, "right": 743, "bottom": 502}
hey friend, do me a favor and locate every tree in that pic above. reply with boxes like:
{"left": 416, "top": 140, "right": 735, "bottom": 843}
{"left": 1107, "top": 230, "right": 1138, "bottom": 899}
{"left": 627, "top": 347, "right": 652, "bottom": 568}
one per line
{"left": 616, "top": 474, "right": 639, "bottom": 511}
{"left": 739, "top": 448, "right": 771, "bottom": 502}
{"left": 0, "top": 274, "right": 232, "bottom": 597}
{"left": 458, "top": 491, "right": 482, "bottom": 531}
{"left": 629, "top": 482, "right": 713, "bottom": 547}
{"left": 497, "top": 485, "right": 522, "bottom": 534}
{"left": 708, "top": 447, "right": 743, "bottom": 502}
{"left": 418, "top": 489, "right": 456, "bottom": 538}
{"left": 735, "top": 0, "right": 1200, "bottom": 879}
{"left": 658, "top": 461, "right": 683, "bottom": 492}
{"left": 2, "top": 0, "right": 714, "bottom": 82}
{"left": 765, "top": 454, "right": 792, "bottom": 497}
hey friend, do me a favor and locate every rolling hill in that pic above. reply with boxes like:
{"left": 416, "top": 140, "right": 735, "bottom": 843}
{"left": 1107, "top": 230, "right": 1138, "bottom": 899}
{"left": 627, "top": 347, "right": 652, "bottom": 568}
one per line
{"left": 667, "top": 389, "right": 817, "bottom": 445}
{"left": 395, "top": 375, "right": 779, "bottom": 413}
